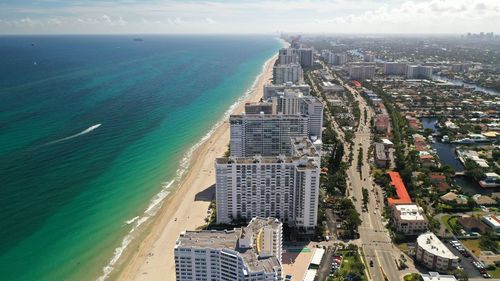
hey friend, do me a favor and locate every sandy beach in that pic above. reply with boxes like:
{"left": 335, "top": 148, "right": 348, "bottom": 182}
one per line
{"left": 115, "top": 54, "right": 278, "bottom": 281}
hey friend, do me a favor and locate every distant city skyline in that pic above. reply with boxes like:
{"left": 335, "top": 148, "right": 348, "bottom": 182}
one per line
{"left": 1, "top": 0, "right": 499, "bottom": 35}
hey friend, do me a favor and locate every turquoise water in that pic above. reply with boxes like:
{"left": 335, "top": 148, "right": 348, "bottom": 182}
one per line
{"left": 0, "top": 35, "right": 281, "bottom": 281}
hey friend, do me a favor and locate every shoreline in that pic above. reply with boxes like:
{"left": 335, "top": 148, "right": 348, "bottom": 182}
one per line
{"left": 112, "top": 54, "right": 278, "bottom": 281}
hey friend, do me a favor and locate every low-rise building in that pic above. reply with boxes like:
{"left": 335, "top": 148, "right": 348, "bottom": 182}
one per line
{"left": 392, "top": 204, "right": 428, "bottom": 235}
{"left": 420, "top": 272, "right": 458, "bottom": 281}
{"left": 375, "top": 114, "right": 390, "bottom": 133}
{"left": 174, "top": 217, "right": 283, "bottom": 281}
{"left": 387, "top": 172, "right": 412, "bottom": 206}
{"left": 482, "top": 215, "right": 500, "bottom": 233}
{"left": 416, "top": 232, "right": 459, "bottom": 271}
{"left": 374, "top": 143, "right": 390, "bottom": 168}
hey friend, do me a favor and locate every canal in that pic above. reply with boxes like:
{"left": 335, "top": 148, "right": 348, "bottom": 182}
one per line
{"left": 421, "top": 117, "right": 492, "bottom": 195}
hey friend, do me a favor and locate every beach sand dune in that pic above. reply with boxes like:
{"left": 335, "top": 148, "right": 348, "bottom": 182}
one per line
{"left": 115, "top": 55, "right": 277, "bottom": 281}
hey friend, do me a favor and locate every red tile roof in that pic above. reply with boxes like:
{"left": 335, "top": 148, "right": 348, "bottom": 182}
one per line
{"left": 387, "top": 172, "right": 412, "bottom": 206}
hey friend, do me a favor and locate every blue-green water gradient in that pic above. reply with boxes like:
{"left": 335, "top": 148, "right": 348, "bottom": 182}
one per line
{"left": 0, "top": 35, "right": 281, "bottom": 281}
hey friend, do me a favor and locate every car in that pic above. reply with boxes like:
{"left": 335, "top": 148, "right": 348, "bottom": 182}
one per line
{"left": 482, "top": 273, "right": 492, "bottom": 279}
{"left": 369, "top": 260, "right": 374, "bottom": 267}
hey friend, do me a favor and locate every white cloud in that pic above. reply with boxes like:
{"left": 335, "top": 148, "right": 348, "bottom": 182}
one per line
{"left": 101, "top": 14, "right": 112, "bottom": 24}
{"left": 205, "top": 17, "right": 216, "bottom": 25}
{"left": 0, "top": 0, "right": 499, "bottom": 34}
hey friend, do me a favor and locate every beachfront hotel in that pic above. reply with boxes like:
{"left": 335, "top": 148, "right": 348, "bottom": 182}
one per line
{"left": 272, "top": 63, "right": 303, "bottom": 85}
{"left": 229, "top": 113, "right": 309, "bottom": 157}
{"left": 216, "top": 137, "right": 320, "bottom": 230}
{"left": 174, "top": 217, "right": 283, "bottom": 281}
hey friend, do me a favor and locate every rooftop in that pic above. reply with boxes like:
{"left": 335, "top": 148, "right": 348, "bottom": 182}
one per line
{"left": 482, "top": 215, "right": 500, "bottom": 227}
{"left": 387, "top": 172, "right": 412, "bottom": 206}
{"left": 421, "top": 272, "right": 458, "bottom": 281}
{"left": 394, "top": 204, "right": 426, "bottom": 221}
{"left": 417, "top": 232, "right": 459, "bottom": 260}
{"left": 175, "top": 217, "right": 282, "bottom": 273}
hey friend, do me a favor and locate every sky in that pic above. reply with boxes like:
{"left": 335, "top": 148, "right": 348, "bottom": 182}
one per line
{"left": 0, "top": 0, "right": 499, "bottom": 35}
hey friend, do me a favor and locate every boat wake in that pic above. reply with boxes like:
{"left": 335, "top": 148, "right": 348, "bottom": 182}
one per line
{"left": 45, "top": 124, "right": 101, "bottom": 145}
{"left": 96, "top": 52, "right": 281, "bottom": 281}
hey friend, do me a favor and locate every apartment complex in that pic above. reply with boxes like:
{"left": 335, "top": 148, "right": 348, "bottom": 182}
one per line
{"left": 174, "top": 217, "right": 283, "bottom": 281}
{"left": 416, "top": 232, "right": 459, "bottom": 271}
{"left": 229, "top": 114, "right": 309, "bottom": 157}
{"left": 216, "top": 137, "right": 320, "bottom": 229}
{"left": 278, "top": 47, "right": 314, "bottom": 68}
{"left": 392, "top": 204, "right": 428, "bottom": 235}
{"left": 406, "top": 65, "right": 433, "bottom": 79}
{"left": 271, "top": 90, "right": 323, "bottom": 140}
{"left": 273, "top": 63, "right": 303, "bottom": 85}
{"left": 278, "top": 48, "right": 300, "bottom": 65}
{"left": 348, "top": 63, "right": 376, "bottom": 80}
{"left": 384, "top": 62, "right": 408, "bottom": 75}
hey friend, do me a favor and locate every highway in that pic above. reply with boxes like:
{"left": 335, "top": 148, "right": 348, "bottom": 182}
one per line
{"left": 310, "top": 62, "right": 413, "bottom": 281}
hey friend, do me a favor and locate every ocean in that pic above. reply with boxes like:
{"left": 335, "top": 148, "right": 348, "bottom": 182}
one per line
{"left": 0, "top": 35, "right": 281, "bottom": 281}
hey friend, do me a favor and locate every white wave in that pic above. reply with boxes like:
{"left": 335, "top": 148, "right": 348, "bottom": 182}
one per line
{"left": 45, "top": 124, "right": 101, "bottom": 145}
{"left": 124, "top": 216, "right": 139, "bottom": 225}
{"left": 96, "top": 52, "right": 279, "bottom": 281}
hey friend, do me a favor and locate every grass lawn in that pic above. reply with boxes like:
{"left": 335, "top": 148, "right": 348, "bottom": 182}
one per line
{"left": 460, "top": 239, "right": 482, "bottom": 256}
{"left": 335, "top": 250, "right": 368, "bottom": 281}
{"left": 441, "top": 215, "right": 459, "bottom": 234}
{"left": 488, "top": 266, "right": 500, "bottom": 278}
{"left": 404, "top": 273, "right": 420, "bottom": 281}
{"left": 396, "top": 242, "right": 409, "bottom": 253}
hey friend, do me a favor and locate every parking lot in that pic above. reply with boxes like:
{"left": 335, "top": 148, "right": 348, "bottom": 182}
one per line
{"left": 445, "top": 240, "right": 488, "bottom": 279}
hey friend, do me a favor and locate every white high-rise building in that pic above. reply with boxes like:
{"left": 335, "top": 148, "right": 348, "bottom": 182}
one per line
{"left": 174, "top": 217, "right": 283, "bottom": 281}
{"left": 229, "top": 114, "right": 309, "bottom": 157}
{"left": 348, "top": 63, "right": 376, "bottom": 80}
{"left": 298, "top": 48, "right": 314, "bottom": 67}
{"left": 269, "top": 90, "right": 323, "bottom": 140}
{"left": 216, "top": 137, "right": 320, "bottom": 230}
{"left": 278, "top": 48, "right": 300, "bottom": 65}
{"left": 263, "top": 82, "right": 310, "bottom": 100}
{"left": 384, "top": 62, "right": 408, "bottom": 75}
{"left": 273, "top": 63, "right": 303, "bottom": 85}
{"left": 406, "top": 65, "right": 433, "bottom": 79}
{"left": 279, "top": 48, "right": 314, "bottom": 67}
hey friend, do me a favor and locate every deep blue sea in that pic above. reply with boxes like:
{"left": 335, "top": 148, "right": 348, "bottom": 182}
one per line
{"left": 0, "top": 35, "right": 281, "bottom": 281}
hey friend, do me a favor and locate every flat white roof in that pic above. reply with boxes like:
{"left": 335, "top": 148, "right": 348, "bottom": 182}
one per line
{"left": 483, "top": 215, "right": 500, "bottom": 227}
{"left": 382, "top": 138, "right": 394, "bottom": 145}
{"left": 417, "top": 232, "right": 458, "bottom": 260}
{"left": 395, "top": 204, "right": 425, "bottom": 221}
{"left": 310, "top": 248, "right": 325, "bottom": 266}
{"left": 421, "top": 272, "right": 457, "bottom": 281}
{"left": 303, "top": 269, "right": 317, "bottom": 281}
